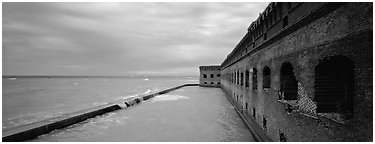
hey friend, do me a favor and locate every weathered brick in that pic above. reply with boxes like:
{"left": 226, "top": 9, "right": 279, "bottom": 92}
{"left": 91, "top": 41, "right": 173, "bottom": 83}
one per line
{"left": 219, "top": 2, "right": 372, "bottom": 142}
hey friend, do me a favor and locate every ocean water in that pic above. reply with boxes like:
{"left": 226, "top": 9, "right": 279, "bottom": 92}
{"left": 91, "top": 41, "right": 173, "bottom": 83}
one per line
{"left": 2, "top": 76, "right": 255, "bottom": 141}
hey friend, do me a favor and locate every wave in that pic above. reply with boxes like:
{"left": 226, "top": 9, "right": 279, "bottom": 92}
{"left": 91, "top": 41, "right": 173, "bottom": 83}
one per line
{"left": 151, "top": 94, "right": 189, "bottom": 102}
{"left": 111, "top": 88, "right": 154, "bottom": 102}
{"left": 4, "top": 111, "right": 65, "bottom": 130}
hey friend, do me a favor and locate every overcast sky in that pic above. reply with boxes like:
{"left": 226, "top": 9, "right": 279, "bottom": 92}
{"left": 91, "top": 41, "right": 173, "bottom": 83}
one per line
{"left": 3, "top": 2, "right": 268, "bottom": 76}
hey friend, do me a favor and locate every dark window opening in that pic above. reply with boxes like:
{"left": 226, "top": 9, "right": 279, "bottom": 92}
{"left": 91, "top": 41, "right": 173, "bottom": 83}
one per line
{"left": 218, "top": 82, "right": 221, "bottom": 85}
{"left": 280, "top": 62, "right": 298, "bottom": 100}
{"left": 263, "top": 116, "right": 267, "bottom": 131}
{"left": 314, "top": 56, "right": 354, "bottom": 119}
{"left": 211, "top": 82, "right": 214, "bottom": 85}
{"left": 236, "top": 95, "right": 238, "bottom": 101}
{"left": 279, "top": 130, "right": 287, "bottom": 142}
{"left": 240, "top": 72, "right": 244, "bottom": 86}
{"left": 283, "top": 16, "right": 288, "bottom": 28}
{"left": 246, "top": 103, "right": 248, "bottom": 110}
{"left": 245, "top": 70, "right": 250, "bottom": 88}
{"left": 217, "top": 74, "right": 221, "bottom": 77}
{"left": 252, "top": 107, "right": 256, "bottom": 119}
{"left": 263, "top": 66, "right": 271, "bottom": 89}
{"left": 253, "top": 68, "right": 258, "bottom": 91}
{"left": 203, "top": 74, "right": 207, "bottom": 78}
{"left": 210, "top": 74, "right": 214, "bottom": 78}
{"left": 264, "top": 33, "right": 267, "bottom": 40}
{"left": 204, "top": 82, "right": 207, "bottom": 84}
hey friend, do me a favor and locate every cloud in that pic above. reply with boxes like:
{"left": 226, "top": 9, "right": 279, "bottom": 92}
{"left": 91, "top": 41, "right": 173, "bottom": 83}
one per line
{"left": 2, "top": 2, "right": 269, "bottom": 76}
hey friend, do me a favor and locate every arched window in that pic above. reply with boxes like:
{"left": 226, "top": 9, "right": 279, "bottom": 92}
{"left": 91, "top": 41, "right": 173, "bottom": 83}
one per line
{"left": 263, "top": 66, "right": 271, "bottom": 89}
{"left": 211, "top": 82, "right": 214, "bottom": 85}
{"left": 210, "top": 74, "right": 214, "bottom": 78}
{"left": 217, "top": 74, "right": 221, "bottom": 77}
{"left": 315, "top": 56, "right": 354, "bottom": 119}
{"left": 252, "top": 68, "right": 258, "bottom": 91}
{"left": 280, "top": 62, "right": 298, "bottom": 100}
{"left": 203, "top": 74, "right": 207, "bottom": 78}
{"left": 245, "top": 70, "right": 250, "bottom": 88}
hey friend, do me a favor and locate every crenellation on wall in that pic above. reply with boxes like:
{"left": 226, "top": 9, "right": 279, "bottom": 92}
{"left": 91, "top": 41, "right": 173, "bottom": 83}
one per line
{"left": 218, "top": 2, "right": 372, "bottom": 142}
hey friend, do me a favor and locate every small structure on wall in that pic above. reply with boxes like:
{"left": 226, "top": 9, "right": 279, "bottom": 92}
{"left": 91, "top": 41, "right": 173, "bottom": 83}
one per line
{"left": 199, "top": 65, "right": 221, "bottom": 87}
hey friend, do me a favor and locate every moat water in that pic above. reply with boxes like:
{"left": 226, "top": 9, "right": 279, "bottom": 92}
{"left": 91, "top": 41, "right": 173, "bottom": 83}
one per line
{"left": 3, "top": 77, "right": 254, "bottom": 141}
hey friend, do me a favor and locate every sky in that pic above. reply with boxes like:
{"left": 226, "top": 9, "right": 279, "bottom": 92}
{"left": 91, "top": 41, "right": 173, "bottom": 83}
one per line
{"left": 3, "top": 2, "right": 268, "bottom": 76}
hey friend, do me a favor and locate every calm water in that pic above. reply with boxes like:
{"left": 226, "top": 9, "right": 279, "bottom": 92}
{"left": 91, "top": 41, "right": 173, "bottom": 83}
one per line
{"left": 3, "top": 77, "right": 254, "bottom": 141}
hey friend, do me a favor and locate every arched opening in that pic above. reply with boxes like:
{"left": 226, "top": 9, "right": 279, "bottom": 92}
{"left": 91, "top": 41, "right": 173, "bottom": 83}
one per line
{"left": 252, "top": 68, "right": 258, "bottom": 91}
{"left": 217, "top": 74, "right": 221, "bottom": 77}
{"left": 210, "top": 74, "right": 214, "bottom": 78}
{"left": 280, "top": 62, "right": 298, "bottom": 100}
{"left": 211, "top": 82, "right": 214, "bottom": 85}
{"left": 203, "top": 74, "right": 207, "bottom": 78}
{"left": 314, "top": 55, "right": 354, "bottom": 119}
{"left": 263, "top": 66, "right": 271, "bottom": 89}
{"left": 245, "top": 70, "right": 250, "bottom": 88}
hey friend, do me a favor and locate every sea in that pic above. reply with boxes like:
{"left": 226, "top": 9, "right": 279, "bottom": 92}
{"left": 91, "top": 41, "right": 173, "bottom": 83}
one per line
{"left": 2, "top": 76, "right": 255, "bottom": 142}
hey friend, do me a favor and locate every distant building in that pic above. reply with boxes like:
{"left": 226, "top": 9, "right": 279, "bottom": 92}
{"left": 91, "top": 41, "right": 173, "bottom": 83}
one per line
{"left": 199, "top": 65, "right": 221, "bottom": 87}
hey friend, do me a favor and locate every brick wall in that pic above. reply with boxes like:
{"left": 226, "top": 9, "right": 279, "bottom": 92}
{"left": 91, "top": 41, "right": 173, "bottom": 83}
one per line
{"left": 220, "top": 2, "right": 372, "bottom": 141}
{"left": 199, "top": 66, "right": 221, "bottom": 87}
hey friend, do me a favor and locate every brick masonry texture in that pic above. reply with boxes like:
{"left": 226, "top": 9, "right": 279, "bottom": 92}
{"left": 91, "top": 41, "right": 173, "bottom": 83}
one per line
{"left": 219, "top": 2, "right": 372, "bottom": 142}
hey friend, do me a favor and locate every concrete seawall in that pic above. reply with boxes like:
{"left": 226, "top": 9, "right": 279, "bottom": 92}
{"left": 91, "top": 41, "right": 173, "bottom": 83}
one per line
{"left": 2, "top": 84, "right": 199, "bottom": 142}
